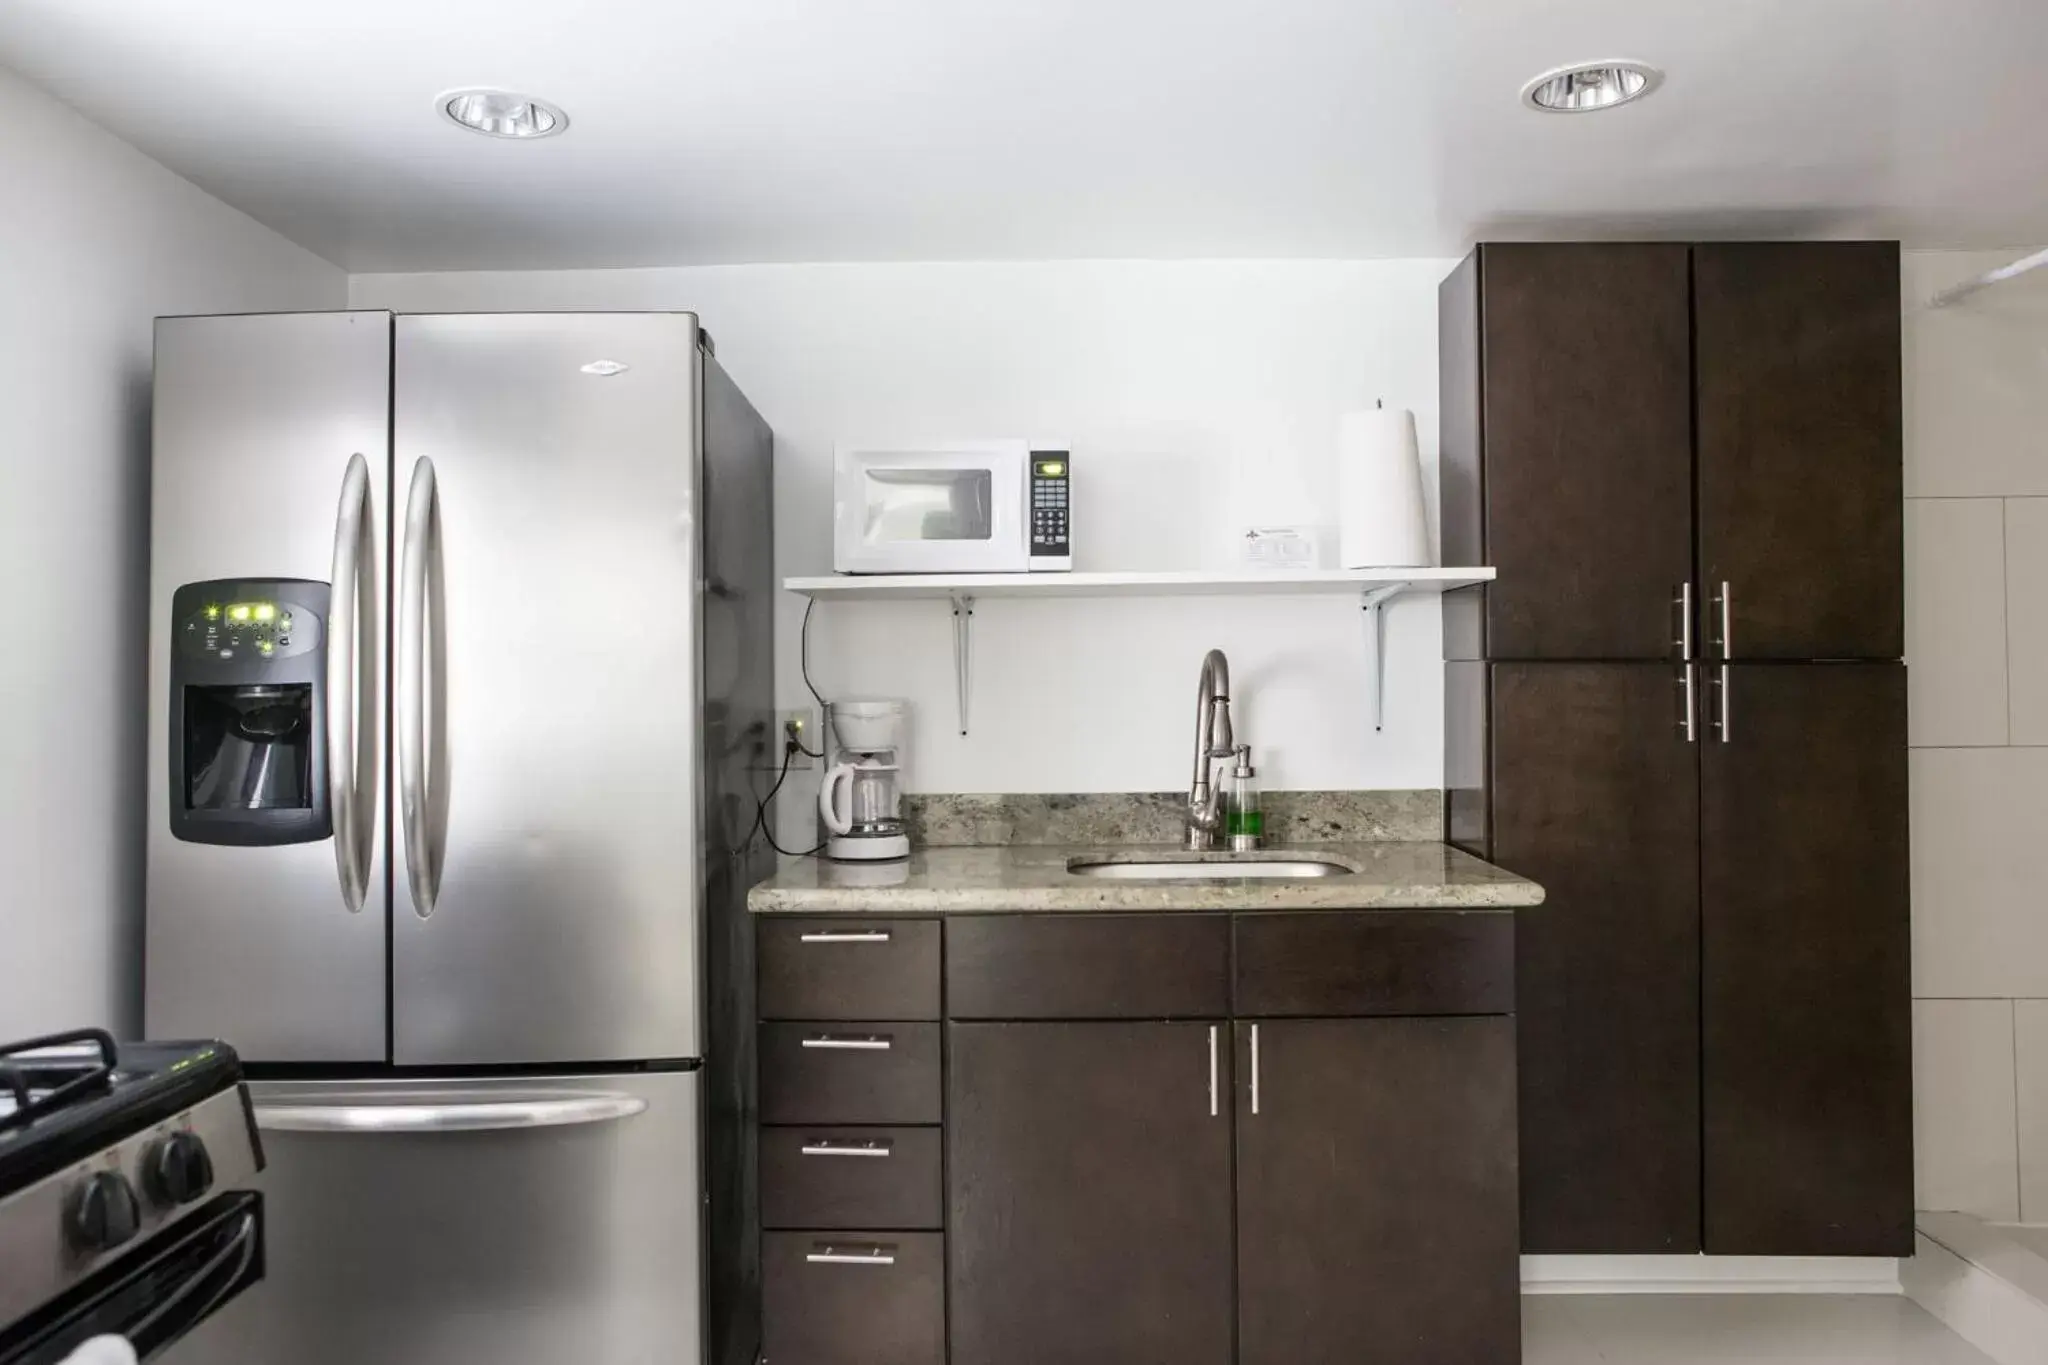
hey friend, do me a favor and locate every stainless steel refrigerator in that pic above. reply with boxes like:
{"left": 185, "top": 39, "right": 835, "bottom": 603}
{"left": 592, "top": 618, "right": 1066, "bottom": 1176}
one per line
{"left": 144, "top": 311, "right": 773, "bottom": 1365}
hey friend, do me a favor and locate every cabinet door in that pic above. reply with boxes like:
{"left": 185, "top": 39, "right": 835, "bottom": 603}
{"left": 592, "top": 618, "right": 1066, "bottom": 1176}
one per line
{"left": 1467, "top": 243, "right": 1695, "bottom": 659}
{"left": 947, "top": 1022, "right": 1232, "bottom": 1365}
{"left": 1236, "top": 1018, "right": 1519, "bottom": 1365}
{"left": 1701, "top": 663, "right": 1911, "bottom": 1254}
{"left": 1694, "top": 243, "right": 1903, "bottom": 660}
{"left": 1492, "top": 663, "right": 1702, "bottom": 1253}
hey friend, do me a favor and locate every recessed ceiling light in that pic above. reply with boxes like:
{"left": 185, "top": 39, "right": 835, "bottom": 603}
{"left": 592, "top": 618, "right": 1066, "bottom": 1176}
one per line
{"left": 439, "top": 89, "right": 569, "bottom": 139}
{"left": 1520, "top": 61, "right": 1663, "bottom": 114}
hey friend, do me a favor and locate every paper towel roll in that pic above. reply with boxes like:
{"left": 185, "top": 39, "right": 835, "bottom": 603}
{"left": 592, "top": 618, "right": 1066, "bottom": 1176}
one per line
{"left": 1338, "top": 407, "right": 1433, "bottom": 569}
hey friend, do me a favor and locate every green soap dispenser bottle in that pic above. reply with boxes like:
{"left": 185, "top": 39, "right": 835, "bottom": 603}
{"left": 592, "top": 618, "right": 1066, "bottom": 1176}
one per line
{"left": 1225, "top": 745, "right": 1263, "bottom": 850}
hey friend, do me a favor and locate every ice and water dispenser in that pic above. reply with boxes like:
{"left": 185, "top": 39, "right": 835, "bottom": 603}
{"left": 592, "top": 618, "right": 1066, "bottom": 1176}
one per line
{"left": 167, "top": 578, "right": 331, "bottom": 844}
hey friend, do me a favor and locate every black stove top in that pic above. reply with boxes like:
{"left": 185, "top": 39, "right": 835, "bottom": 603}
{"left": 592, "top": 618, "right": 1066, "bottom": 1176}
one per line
{"left": 0, "top": 1031, "right": 244, "bottom": 1196}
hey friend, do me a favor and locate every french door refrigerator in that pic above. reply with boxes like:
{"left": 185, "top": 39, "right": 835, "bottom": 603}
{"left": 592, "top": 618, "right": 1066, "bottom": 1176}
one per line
{"left": 144, "top": 311, "right": 774, "bottom": 1365}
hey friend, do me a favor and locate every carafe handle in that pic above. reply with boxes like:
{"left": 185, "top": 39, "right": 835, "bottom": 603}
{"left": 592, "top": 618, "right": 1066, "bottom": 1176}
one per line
{"left": 818, "top": 763, "right": 856, "bottom": 835}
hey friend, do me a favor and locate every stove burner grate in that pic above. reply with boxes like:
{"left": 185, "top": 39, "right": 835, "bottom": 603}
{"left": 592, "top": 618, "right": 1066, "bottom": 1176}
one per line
{"left": 0, "top": 1028, "right": 117, "bottom": 1138}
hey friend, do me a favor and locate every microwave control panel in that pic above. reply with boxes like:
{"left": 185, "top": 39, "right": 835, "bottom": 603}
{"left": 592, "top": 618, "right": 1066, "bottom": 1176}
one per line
{"left": 1028, "top": 451, "right": 1072, "bottom": 571}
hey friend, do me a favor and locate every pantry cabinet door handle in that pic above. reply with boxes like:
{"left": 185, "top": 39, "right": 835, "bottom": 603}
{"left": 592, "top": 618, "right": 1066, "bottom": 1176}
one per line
{"left": 802, "top": 1139, "right": 894, "bottom": 1158}
{"left": 1717, "top": 664, "right": 1732, "bottom": 745}
{"left": 1713, "top": 580, "right": 1734, "bottom": 658}
{"left": 801, "top": 1034, "right": 892, "bottom": 1051}
{"left": 1674, "top": 582, "right": 1694, "bottom": 660}
{"left": 1679, "top": 664, "right": 1697, "bottom": 743}
{"left": 1207, "top": 1026, "right": 1218, "bottom": 1118}
{"left": 807, "top": 1243, "right": 897, "bottom": 1266}
{"left": 1250, "top": 1024, "right": 1261, "bottom": 1115}
{"left": 799, "top": 930, "right": 892, "bottom": 943}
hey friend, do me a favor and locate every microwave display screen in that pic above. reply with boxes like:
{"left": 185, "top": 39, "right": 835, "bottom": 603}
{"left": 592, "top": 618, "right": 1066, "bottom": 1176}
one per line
{"left": 861, "top": 468, "right": 993, "bottom": 544}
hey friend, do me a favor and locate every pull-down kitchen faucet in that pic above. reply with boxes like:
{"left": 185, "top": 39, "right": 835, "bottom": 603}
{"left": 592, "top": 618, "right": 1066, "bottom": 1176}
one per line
{"left": 1185, "top": 649, "right": 1235, "bottom": 850}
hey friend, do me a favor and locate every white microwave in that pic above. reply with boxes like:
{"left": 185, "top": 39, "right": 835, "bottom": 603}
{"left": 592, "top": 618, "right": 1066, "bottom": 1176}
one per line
{"left": 833, "top": 442, "right": 1072, "bottom": 574}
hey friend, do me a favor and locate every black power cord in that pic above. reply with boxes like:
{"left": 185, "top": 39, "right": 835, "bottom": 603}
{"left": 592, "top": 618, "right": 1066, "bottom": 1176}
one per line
{"left": 741, "top": 596, "right": 837, "bottom": 852}
{"left": 748, "top": 734, "right": 829, "bottom": 858}
{"left": 800, "top": 596, "right": 827, "bottom": 713}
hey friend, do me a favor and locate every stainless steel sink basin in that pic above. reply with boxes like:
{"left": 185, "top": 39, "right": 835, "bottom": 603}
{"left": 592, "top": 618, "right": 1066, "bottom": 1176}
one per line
{"left": 1067, "top": 858, "right": 1351, "bottom": 881}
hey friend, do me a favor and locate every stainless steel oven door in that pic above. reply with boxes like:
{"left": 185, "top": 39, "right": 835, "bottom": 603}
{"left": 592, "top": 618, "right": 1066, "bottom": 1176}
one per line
{"left": 0, "top": 1192, "right": 263, "bottom": 1365}
{"left": 169, "top": 1071, "right": 701, "bottom": 1365}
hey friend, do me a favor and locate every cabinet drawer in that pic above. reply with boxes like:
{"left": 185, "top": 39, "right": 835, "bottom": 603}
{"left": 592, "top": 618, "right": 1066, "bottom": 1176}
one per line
{"left": 760, "top": 918, "right": 941, "bottom": 1021}
{"left": 946, "top": 914, "right": 1230, "bottom": 1019}
{"left": 1233, "top": 913, "right": 1514, "bottom": 1016}
{"left": 761, "top": 1023, "right": 943, "bottom": 1125}
{"left": 762, "top": 1127, "right": 943, "bottom": 1231}
{"left": 764, "top": 1231, "right": 944, "bottom": 1365}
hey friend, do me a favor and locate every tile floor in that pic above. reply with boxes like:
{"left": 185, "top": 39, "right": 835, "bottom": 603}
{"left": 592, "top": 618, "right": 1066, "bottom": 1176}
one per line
{"left": 1524, "top": 1295, "right": 1995, "bottom": 1363}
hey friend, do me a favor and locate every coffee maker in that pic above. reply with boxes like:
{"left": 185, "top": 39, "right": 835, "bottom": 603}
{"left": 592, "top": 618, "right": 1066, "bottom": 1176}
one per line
{"left": 818, "top": 699, "right": 909, "bottom": 861}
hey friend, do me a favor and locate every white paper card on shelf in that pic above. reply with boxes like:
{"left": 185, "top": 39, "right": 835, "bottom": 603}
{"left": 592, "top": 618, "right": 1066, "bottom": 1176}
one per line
{"left": 1238, "top": 526, "right": 1330, "bottom": 571}
{"left": 1337, "top": 407, "right": 1433, "bottom": 569}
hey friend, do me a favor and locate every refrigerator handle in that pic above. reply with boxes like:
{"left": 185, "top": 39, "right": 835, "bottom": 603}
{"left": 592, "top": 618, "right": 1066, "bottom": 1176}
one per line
{"left": 254, "top": 1093, "right": 647, "bottom": 1134}
{"left": 326, "top": 453, "right": 377, "bottom": 914}
{"left": 398, "top": 456, "right": 442, "bottom": 919}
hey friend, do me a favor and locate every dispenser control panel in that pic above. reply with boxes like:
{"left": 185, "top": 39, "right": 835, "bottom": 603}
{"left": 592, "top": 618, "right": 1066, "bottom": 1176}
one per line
{"left": 178, "top": 598, "right": 319, "bottom": 662}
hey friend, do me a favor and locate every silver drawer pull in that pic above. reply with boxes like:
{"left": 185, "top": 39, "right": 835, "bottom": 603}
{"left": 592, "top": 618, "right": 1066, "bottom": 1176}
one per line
{"left": 802, "top": 1139, "right": 894, "bottom": 1158}
{"left": 807, "top": 1243, "right": 897, "bottom": 1266}
{"left": 799, "top": 930, "right": 892, "bottom": 943}
{"left": 801, "top": 1034, "right": 892, "bottom": 1051}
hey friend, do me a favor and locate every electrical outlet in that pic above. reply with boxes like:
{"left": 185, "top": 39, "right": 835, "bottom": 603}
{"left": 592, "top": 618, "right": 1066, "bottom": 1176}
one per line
{"left": 779, "top": 708, "right": 817, "bottom": 769}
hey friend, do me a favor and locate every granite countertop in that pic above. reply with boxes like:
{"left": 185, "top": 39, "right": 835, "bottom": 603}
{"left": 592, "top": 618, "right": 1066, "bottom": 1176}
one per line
{"left": 746, "top": 841, "right": 1545, "bottom": 914}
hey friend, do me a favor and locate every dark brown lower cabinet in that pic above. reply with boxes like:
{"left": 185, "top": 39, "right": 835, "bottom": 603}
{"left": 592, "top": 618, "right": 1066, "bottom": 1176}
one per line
{"left": 1701, "top": 663, "right": 1912, "bottom": 1255}
{"left": 1236, "top": 1018, "right": 1520, "bottom": 1365}
{"left": 1490, "top": 663, "right": 1702, "bottom": 1253}
{"left": 762, "top": 1230, "right": 945, "bottom": 1365}
{"left": 947, "top": 1021, "right": 1234, "bottom": 1365}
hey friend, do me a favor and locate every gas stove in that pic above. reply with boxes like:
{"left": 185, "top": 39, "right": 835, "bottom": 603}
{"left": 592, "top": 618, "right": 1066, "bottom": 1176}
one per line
{"left": 0, "top": 1031, "right": 265, "bottom": 1364}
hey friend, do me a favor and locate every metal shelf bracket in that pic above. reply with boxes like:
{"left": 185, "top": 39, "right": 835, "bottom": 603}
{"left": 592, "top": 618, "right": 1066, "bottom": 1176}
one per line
{"left": 949, "top": 593, "right": 976, "bottom": 735}
{"left": 1359, "top": 584, "right": 1408, "bottom": 732}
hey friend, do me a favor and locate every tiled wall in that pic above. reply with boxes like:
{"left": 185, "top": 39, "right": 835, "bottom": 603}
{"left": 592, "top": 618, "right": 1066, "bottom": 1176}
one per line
{"left": 1905, "top": 252, "right": 2048, "bottom": 1221}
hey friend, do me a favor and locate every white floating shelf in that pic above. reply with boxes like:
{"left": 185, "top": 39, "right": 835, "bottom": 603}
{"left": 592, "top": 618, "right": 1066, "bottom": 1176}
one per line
{"left": 784, "top": 567, "right": 1495, "bottom": 736}
{"left": 782, "top": 567, "right": 1493, "bottom": 601}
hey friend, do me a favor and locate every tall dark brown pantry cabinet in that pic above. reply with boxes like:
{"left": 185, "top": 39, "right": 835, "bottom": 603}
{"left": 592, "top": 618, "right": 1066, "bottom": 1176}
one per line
{"left": 1442, "top": 241, "right": 1911, "bottom": 1257}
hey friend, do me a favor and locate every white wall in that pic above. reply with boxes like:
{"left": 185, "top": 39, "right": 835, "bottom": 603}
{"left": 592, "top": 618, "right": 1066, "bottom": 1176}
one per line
{"left": 0, "top": 66, "right": 345, "bottom": 1040}
{"left": 1900, "top": 250, "right": 2048, "bottom": 1222}
{"left": 351, "top": 260, "right": 1457, "bottom": 817}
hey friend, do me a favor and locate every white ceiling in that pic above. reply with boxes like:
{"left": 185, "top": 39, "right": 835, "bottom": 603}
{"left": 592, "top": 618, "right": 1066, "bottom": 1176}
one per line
{"left": 3, "top": 0, "right": 2046, "bottom": 272}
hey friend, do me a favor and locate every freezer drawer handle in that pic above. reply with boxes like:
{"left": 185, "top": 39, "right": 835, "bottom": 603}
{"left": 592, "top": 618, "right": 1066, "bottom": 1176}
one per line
{"left": 327, "top": 453, "right": 378, "bottom": 914}
{"left": 397, "top": 455, "right": 444, "bottom": 919}
{"left": 801, "top": 1139, "right": 893, "bottom": 1158}
{"left": 254, "top": 1093, "right": 647, "bottom": 1134}
{"left": 807, "top": 1243, "right": 897, "bottom": 1266}
{"left": 800, "top": 1035, "right": 892, "bottom": 1051}
{"left": 798, "top": 930, "right": 892, "bottom": 943}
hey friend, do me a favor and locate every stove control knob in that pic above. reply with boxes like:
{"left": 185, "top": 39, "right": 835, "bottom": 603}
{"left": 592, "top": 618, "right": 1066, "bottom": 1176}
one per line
{"left": 144, "top": 1132, "right": 215, "bottom": 1208}
{"left": 67, "top": 1171, "right": 141, "bottom": 1254}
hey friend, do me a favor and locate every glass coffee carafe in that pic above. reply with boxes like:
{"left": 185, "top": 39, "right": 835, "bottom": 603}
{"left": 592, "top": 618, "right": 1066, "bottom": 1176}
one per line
{"left": 818, "top": 700, "right": 909, "bottom": 861}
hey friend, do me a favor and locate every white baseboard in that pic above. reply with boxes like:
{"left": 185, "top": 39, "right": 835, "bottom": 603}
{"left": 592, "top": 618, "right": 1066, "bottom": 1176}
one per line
{"left": 1522, "top": 1254, "right": 1901, "bottom": 1295}
{"left": 1903, "top": 1218, "right": 2048, "bottom": 1365}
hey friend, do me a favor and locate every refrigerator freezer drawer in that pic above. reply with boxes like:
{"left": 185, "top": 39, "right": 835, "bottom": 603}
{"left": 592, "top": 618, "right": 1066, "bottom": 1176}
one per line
{"left": 170, "top": 1071, "right": 702, "bottom": 1365}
